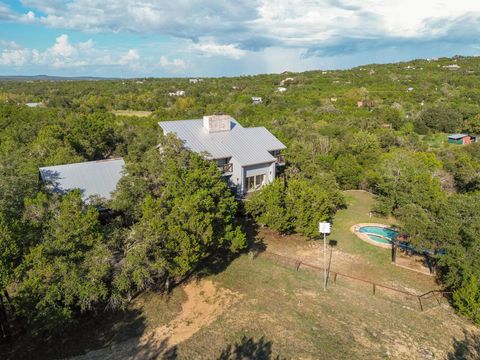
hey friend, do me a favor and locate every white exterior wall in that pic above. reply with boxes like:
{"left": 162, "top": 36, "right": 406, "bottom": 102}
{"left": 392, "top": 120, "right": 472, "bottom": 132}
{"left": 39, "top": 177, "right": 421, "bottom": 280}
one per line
{"left": 241, "top": 162, "right": 276, "bottom": 194}
{"left": 230, "top": 157, "right": 244, "bottom": 195}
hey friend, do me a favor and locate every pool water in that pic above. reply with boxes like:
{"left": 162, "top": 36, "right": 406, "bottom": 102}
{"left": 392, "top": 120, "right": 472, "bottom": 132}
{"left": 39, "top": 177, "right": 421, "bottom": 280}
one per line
{"left": 359, "top": 226, "right": 398, "bottom": 239}
{"left": 366, "top": 234, "right": 392, "bottom": 244}
{"left": 359, "top": 226, "right": 398, "bottom": 244}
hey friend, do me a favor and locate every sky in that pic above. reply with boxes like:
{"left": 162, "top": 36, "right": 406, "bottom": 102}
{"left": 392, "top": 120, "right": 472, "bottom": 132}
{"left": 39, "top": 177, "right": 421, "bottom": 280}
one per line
{"left": 0, "top": 0, "right": 480, "bottom": 77}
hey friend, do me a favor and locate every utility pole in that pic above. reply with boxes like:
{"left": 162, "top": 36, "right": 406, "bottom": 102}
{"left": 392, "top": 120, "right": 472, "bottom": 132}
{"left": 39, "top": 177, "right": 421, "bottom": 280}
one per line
{"left": 319, "top": 222, "right": 332, "bottom": 291}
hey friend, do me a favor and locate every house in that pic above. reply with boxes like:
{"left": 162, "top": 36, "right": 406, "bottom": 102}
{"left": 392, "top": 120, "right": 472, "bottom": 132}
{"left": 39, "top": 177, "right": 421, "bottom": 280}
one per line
{"left": 280, "top": 77, "right": 294, "bottom": 85}
{"left": 277, "top": 87, "right": 287, "bottom": 93}
{"left": 26, "top": 102, "right": 42, "bottom": 108}
{"left": 189, "top": 78, "right": 203, "bottom": 84}
{"left": 251, "top": 96, "right": 262, "bottom": 104}
{"left": 169, "top": 90, "right": 185, "bottom": 97}
{"left": 443, "top": 64, "right": 460, "bottom": 70}
{"left": 448, "top": 134, "right": 475, "bottom": 145}
{"left": 407, "top": 87, "right": 414, "bottom": 92}
{"left": 158, "top": 115, "right": 286, "bottom": 195}
{"left": 39, "top": 158, "right": 125, "bottom": 202}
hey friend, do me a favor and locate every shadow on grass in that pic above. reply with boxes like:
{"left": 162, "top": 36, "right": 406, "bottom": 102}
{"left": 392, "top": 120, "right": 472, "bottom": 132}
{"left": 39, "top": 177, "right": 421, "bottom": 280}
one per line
{"left": 2, "top": 306, "right": 149, "bottom": 360}
{"left": 447, "top": 330, "right": 480, "bottom": 360}
{"left": 217, "top": 336, "right": 283, "bottom": 360}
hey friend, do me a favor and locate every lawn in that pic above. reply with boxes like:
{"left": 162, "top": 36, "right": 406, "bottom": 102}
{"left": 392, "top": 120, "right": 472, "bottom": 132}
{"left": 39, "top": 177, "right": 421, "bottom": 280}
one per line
{"left": 263, "top": 190, "right": 437, "bottom": 294}
{"left": 6, "top": 191, "right": 479, "bottom": 359}
{"left": 111, "top": 110, "right": 153, "bottom": 117}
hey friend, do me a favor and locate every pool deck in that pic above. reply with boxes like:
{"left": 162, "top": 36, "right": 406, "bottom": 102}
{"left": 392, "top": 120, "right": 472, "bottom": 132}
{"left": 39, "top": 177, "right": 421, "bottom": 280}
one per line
{"left": 350, "top": 223, "right": 395, "bottom": 249}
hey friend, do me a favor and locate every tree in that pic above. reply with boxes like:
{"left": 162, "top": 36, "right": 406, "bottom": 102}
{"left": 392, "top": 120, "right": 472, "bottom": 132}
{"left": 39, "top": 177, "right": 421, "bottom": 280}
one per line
{"left": 244, "top": 179, "right": 292, "bottom": 234}
{"left": 333, "top": 154, "right": 362, "bottom": 189}
{"left": 415, "top": 107, "right": 463, "bottom": 134}
{"left": 16, "top": 191, "right": 111, "bottom": 332}
{"left": 453, "top": 276, "right": 480, "bottom": 324}
{"left": 246, "top": 177, "right": 344, "bottom": 238}
{"left": 111, "top": 136, "right": 246, "bottom": 304}
{"left": 67, "top": 113, "right": 117, "bottom": 160}
{"left": 286, "top": 178, "right": 339, "bottom": 237}
{"left": 466, "top": 114, "right": 480, "bottom": 134}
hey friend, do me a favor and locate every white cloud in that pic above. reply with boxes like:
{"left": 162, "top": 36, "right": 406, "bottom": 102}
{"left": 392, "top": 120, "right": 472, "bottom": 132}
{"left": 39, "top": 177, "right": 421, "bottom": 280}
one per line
{"left": 0, "top": 48, "right": 30, "bottom": 66}
{"left": 19, "top": 10, "right": 36, "bottom": 23}
{"left": 2, "top": 0, "right": 480, "bottom": 75}
{"left": 50, "top": 34, "right": 77, "bottom": 57}
{"left": 0, "top": 34, "right": 187, "bottom": 75}
{"left": 159, "top": 55, "right": 187, "bottom": 72}
{"left": 0, "top": 40, "right": 23, "bottom": 50}
{"left": 118, "top": 49, "right": 140, "bottom": 65}
{"left": 14, "top": 0, "right": 480, "bottom": 55}
{"left": 191, "top": 39, "right": 246, "bottom": 59}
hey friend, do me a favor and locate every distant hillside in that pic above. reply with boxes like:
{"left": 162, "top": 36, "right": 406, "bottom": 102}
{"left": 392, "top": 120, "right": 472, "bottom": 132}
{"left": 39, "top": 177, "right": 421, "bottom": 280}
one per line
{"left": 0, "top": 75, "right": 118, "bottom": 81}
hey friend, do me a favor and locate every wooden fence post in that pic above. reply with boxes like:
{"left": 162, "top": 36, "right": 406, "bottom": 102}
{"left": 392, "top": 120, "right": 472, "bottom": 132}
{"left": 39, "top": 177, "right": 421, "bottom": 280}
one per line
{"left": 373, "top": 283, "right": 376, "bottom": 295}
{"left": 418, "top": 297, "right": 424, "bottom": 312}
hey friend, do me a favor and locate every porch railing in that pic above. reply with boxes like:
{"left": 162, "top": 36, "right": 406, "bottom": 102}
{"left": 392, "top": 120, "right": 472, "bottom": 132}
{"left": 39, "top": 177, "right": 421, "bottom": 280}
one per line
{"left": 219, "top": 162, "right": 233, "bottom": 174}
{"left": 275, "top": 154, "right": 286, "bottom": 165}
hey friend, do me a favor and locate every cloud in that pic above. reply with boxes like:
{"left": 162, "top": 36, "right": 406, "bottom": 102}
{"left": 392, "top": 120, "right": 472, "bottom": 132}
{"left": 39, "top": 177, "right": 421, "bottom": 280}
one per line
{"left": 12, "top": 0, "right": 480, "bottom": 58}
{"left": 0, "top": 34, "right": 187, "bottom": 75}
{"left": 159, "top": 55, "right": 187, "bottom": 72}
{"left": 1, "top": 0, "right": 480, "bottom": 77}
{"left": 0, "top": 48, "right": 30, "bottom": 66}
{"left": 0, "top": 34, "right": 127, "bottom": 69}
{"left": 191, "top": 39, "right": 246, "bottom": 59}
{"left": 118, "top": 49, "right": 140, "bottom": 65}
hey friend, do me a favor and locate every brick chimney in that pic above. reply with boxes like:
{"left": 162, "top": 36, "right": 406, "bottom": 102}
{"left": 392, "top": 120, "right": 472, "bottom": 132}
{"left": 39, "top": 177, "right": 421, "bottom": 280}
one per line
{"left": 203, "top": 115, "right": 232, "bottom": 133}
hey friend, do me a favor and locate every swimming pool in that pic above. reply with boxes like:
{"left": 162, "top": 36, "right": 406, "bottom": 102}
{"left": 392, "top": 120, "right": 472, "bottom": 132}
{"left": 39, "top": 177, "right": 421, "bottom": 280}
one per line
{"left": 364, "top": 234, "right": 392, "bottom": 244}
{"left": 358, "top": 226, "right": 398, "bottom": 243}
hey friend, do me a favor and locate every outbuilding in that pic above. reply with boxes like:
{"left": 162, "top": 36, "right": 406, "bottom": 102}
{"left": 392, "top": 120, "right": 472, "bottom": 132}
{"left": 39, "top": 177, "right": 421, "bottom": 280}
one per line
{"left": 448, "top": 134, "right": 475, "bottom": 145}
{"left": 39, "top": 158, "right": 125, "bottom": 202}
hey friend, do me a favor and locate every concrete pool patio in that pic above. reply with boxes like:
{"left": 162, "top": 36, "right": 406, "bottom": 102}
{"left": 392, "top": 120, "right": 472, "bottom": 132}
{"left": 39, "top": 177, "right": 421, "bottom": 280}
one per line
{"left": 351, "top": 223, "right": 433, "bottom": 276}
{"left": 351, "top": 223, "right": 398, "bottom": 249}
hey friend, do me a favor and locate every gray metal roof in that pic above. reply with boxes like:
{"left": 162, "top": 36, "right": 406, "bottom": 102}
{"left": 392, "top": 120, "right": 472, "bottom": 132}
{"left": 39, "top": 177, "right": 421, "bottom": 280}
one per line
{"left": 448, "top": 133, "right": 469, "bottom": 140}
{"left": 39, "top": 158, "right": 125, "bottom": 201}
{"left": 158, "top": 118, "right": 286, "bottom": 166}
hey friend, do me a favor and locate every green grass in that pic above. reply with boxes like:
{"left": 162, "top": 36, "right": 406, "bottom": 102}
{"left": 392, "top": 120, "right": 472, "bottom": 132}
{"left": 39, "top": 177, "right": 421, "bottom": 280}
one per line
{"left": 175, "top": 255, "right": 469, "bottom": 359}
{"left": 330, "top": 190, "right": 435, "bottom": 292}
{"left": 421, "top": 133, "right": 451, "bottom": 149}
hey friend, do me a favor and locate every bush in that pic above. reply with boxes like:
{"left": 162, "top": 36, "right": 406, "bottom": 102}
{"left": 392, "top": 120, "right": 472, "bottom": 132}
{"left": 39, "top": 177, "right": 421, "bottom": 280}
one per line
{"left": 246, "top": 177, "right": 344, "bottom": 238}
{"left": 453, "top": 276, "right": 480, "bottom": 324}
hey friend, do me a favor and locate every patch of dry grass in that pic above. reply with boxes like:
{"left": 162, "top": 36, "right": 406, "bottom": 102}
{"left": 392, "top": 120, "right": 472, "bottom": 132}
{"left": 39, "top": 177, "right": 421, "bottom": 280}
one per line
{"left": 111, "top": 110, "right": 153, "bottom": 117}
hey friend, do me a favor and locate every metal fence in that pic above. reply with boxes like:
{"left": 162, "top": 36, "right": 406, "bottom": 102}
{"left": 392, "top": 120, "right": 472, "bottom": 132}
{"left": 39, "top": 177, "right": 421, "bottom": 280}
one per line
{"left": 257, "top": 250, "right": 451, "bottom": 312}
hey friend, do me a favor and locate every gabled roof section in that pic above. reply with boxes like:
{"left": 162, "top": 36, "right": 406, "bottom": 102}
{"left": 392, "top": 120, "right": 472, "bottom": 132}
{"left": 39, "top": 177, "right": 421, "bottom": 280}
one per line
{"left": 158, "top": 118, "right": 286, "bottom": 167}
{"left": 39, "top": 158, "right": 125, "bottom": 201}
{"left": 448, "top": 133, "right": 469, "bottom": 140}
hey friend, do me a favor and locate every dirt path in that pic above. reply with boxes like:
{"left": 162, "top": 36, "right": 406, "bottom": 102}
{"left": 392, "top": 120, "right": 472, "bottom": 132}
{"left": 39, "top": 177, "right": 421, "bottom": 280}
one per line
{"left": 70, "top": 279, "right": 238, "bottom": 360}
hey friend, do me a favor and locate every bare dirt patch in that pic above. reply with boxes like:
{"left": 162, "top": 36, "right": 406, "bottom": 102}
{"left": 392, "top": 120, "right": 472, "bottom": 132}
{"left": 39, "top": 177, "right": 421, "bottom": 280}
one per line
{"left": 70, "top": 279, "right": 238, "bottom": 360}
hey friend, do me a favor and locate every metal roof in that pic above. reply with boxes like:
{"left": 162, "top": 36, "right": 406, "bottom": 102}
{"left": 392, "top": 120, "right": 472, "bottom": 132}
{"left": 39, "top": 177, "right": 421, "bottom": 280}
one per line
{"left": 158, "top": 118, "right": 286, "bottom": 167}
{"left": 448, "top": 133, "right": 469, "bottom": 140}
{"left": 39, "top": 158, "right": 125, "bottom": 201}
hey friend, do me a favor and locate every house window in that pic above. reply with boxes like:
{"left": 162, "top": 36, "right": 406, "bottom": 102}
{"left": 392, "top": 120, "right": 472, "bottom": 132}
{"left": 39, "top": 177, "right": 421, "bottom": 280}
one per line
{"left": 245, "top": 174, "right": 265, "bottom": 192}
